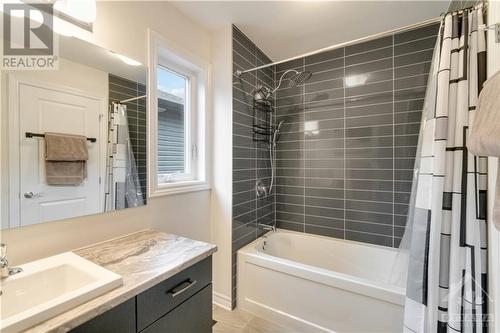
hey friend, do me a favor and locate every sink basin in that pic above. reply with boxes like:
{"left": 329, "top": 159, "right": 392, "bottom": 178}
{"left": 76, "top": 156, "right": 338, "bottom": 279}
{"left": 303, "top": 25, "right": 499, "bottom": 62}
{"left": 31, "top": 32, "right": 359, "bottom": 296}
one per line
{"left": 0, "top": 252, "right": 122, "bottom": 333}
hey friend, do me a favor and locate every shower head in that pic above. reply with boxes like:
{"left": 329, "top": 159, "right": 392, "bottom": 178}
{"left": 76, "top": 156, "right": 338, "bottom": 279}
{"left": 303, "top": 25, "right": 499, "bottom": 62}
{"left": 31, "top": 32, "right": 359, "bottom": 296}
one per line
{"left": 251, "top": 69, "right": 312, "bottom": 103}
{"left": 288, "top": 71, "right": 312, "bottom": 88}
{"left": 271, "top": 69, "right": 312, "bottom": 96}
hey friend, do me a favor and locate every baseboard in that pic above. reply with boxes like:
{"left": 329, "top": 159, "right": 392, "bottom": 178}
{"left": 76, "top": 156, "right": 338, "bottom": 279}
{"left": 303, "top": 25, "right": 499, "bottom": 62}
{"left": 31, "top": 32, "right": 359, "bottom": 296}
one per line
{"left": 213, "top": 291, "right": 232, "bottom": 310}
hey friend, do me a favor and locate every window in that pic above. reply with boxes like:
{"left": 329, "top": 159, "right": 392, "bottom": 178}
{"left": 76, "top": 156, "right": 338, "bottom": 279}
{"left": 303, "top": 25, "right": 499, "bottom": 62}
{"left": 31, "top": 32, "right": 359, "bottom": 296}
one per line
{"left": 157, "top": 67, "right": 189, "bottom": 182}
{"left": 149, "top": 31, "right": 209, "bottom": 196}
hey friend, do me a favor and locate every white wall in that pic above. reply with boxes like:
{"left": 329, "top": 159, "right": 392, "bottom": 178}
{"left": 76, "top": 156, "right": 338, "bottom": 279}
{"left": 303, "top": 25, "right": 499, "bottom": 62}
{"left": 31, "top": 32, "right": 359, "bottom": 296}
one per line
{"left": 0, "top": 2, "right": 214, "bottom": 265}
{"left": 210, "top": 25, "right": 233, "bottom": 310}
{"left": 487, "top": 1, "right": 500, "bottom": 331}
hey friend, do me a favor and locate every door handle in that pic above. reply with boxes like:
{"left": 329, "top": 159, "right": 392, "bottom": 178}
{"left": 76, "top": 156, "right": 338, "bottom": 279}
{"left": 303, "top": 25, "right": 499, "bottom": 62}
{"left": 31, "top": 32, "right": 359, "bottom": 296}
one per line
{"left": 24, "top": 192, "right": 43, "bottom": 199}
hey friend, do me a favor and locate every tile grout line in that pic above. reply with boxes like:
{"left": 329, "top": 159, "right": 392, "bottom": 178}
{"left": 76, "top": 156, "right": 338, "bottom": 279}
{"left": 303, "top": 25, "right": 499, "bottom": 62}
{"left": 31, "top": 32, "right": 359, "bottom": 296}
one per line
{"left": 392, "top": 34, "right": 396, "bottom": 248}
{"left": 253, "top": 44, "right": 258, "bottom": 244}
{"left": 343, "top": 47, "right": 347, "bottom": 240}
{"left": 274, "top": 64, "right": 277, "bottom": 231}
{"left": 302, "top": 56, "right": 306, "bottom": 233}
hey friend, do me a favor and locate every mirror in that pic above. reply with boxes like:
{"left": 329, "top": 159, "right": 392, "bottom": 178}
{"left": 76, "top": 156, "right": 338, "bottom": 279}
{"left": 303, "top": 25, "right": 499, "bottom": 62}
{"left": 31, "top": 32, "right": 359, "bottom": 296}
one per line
{"left": 1, "top": 33, "right": 147, "bottom": 229}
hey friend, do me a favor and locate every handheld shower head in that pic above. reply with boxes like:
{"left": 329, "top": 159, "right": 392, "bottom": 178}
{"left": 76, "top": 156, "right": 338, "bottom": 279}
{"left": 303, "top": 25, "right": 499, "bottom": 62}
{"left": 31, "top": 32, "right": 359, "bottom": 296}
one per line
{"left": 276, "top": 120, "right": 284, "bottom": 132}
{"left": 272, "top": 121, "right": 285, "bottom": 146}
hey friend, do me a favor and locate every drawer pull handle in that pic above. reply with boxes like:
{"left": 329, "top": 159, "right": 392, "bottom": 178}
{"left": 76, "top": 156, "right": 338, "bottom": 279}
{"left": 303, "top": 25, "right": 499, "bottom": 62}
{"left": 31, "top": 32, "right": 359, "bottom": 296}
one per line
{"left": 167, "top": 279, "right": 197, "bottom": 298}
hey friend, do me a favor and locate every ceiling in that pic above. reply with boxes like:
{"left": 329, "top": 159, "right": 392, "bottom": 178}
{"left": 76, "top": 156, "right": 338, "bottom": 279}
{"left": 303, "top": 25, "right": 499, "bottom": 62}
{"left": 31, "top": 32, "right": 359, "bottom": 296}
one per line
{"left": 171, "top": 1, "right": 449, "bottom": 61}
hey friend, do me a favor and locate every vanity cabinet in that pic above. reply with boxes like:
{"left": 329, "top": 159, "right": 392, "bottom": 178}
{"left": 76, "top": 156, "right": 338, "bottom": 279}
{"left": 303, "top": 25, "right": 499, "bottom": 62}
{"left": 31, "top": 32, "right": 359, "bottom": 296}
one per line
{"left": 70, "top": 257, "right": 212, "bottom": 333}
{"left": 141, "top": 285, "right": 212, "bottom": 333}
{"left": 69, "top": 298, "right": 136, "bottom": 333}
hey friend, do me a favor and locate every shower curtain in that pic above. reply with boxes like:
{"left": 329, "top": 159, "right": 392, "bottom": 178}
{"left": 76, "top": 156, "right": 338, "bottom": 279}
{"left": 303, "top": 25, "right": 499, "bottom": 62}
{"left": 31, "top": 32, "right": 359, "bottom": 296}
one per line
{"left": 403, "top": 7, "right": 488, "bottom": 333}
{"left": 104, "top": 103, "right": 144, "bottom": 210}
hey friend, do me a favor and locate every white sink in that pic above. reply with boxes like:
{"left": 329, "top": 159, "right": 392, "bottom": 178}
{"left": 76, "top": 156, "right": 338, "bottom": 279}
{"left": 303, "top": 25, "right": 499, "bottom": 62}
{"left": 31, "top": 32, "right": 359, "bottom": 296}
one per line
{"left": 0, "top": 252, "right": 122, "bottom": 333}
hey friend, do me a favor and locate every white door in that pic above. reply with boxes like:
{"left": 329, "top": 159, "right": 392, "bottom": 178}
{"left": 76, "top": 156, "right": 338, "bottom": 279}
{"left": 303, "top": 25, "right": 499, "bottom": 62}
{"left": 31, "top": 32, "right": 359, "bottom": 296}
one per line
{"left": 18, "top": 83, "right": 103, "bottom": 226}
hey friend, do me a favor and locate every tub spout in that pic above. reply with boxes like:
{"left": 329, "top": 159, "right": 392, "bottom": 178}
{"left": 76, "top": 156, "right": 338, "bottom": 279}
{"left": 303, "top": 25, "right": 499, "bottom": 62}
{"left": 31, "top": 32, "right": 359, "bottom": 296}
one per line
{"left": 257, "top": 223, "right": 276, "bottom": 232}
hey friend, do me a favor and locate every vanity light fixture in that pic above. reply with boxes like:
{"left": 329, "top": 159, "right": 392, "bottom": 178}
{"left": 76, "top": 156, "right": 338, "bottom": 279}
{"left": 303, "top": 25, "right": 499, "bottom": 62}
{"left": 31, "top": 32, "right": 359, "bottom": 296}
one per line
{"left": 54, "top": 0, "right": 96, "bottom": 24}
{"left": 52, "top": 17, "right": 80, "bottom": 37}
{"left": 2, "top": 0, "right": 95, "bottom": 35}
{"left": 111, "top": 51, "right": 143, "bottom": 66}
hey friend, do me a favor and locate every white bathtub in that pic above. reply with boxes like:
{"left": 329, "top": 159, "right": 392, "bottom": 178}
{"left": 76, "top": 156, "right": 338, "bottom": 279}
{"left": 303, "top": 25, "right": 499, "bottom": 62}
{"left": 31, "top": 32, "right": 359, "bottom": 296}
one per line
{"left": 237, "top": 230, "right": 408, "bottom": 332}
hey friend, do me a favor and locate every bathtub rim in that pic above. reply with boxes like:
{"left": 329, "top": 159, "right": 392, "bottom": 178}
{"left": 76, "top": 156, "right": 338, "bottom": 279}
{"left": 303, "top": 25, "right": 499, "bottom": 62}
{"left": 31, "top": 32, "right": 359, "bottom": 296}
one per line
{"left": 237, "top": 229, "right": 407, "bottom": 306}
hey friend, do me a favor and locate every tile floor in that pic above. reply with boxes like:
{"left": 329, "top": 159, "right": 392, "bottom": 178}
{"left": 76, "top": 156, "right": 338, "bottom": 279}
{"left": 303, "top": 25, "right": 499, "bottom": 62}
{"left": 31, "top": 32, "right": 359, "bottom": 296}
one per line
{"left": 213, "top": 305, "right": 289, "bottom": 333}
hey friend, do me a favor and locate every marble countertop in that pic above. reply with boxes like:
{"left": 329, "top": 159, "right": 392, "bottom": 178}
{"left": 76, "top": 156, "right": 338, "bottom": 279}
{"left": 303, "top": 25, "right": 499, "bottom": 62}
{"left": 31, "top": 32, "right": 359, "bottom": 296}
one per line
{"left": 22, "top": 229, "right": 217, "bottom": 333}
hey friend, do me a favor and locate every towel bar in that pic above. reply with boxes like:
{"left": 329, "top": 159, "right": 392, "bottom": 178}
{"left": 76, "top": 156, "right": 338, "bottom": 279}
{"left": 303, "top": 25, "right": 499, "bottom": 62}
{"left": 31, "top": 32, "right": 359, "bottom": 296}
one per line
{"left": 25, "top": 132, "right": 97, "bottom": 143}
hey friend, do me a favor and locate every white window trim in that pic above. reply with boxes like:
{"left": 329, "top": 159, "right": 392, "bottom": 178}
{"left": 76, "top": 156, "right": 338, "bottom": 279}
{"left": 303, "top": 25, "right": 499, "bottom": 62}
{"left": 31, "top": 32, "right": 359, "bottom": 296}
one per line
{"left": 147, "top": 29, "right": 211, "bottom": 197}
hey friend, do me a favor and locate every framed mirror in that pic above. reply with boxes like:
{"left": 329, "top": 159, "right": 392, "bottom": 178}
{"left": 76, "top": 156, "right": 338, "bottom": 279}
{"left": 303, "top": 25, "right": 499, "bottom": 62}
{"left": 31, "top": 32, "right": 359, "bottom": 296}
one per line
{"left": 1, "top": 34, "right": 147, "bottom": 229}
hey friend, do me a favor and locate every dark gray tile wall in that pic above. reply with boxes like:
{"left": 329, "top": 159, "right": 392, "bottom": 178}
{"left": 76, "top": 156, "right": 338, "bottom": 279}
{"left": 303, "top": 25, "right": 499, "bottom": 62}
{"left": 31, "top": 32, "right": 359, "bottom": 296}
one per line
{"left": 109, "top": 74, "right": 147, "bottom": 202}
{"left": 274, "top": 23, "right": 440, "bottom": 248}
{"left": 232, "top": 26, "right": 276, "bottom": 309}
{"left": 231, "top": 26, "right": 275, "bottom": 307}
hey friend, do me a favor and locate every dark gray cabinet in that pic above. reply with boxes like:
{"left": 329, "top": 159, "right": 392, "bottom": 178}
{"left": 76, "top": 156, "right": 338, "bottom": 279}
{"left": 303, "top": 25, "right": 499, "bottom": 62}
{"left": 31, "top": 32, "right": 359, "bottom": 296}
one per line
{"left": 70, "top": 257, "right": 212, "bottom": 333}
{"left": 70, "top": 298, "right": 136, "bottom": 333}
{"left": 141, "top": 285, "right": 212, "bottom": 333}
{"left": 137, "top": 256, "right": 212, "bottom": 331}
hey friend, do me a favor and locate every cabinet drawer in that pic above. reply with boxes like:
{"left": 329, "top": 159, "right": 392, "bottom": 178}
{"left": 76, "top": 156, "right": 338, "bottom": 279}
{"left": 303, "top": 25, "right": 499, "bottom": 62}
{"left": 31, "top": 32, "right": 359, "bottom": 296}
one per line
{"left": 69, "top": 298, "right": 135, "bottom": 333}
{"left": 137, "top": 257, "right": 212, "bottom": 331}
{"left": 141, "top": 284, "right": 212, "bottom": 333}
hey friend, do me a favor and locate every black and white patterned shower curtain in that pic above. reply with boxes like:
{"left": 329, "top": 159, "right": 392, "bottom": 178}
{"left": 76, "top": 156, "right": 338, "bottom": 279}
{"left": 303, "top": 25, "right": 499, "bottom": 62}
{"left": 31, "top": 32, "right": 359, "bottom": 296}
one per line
{"left": 104, "top": 103, "right": 144, "bottom": 210}
{"left": 403, "top": 7, "right": 488, "bottom": 333}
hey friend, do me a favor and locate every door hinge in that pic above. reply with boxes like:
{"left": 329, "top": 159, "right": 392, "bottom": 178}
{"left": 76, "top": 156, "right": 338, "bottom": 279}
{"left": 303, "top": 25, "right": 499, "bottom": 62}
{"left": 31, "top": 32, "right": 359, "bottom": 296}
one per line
{"left": 99, "top": 177, "right": 101, "bottom": 184}
{"left": 99, "top": 114, "right": 104, "bottom": 122}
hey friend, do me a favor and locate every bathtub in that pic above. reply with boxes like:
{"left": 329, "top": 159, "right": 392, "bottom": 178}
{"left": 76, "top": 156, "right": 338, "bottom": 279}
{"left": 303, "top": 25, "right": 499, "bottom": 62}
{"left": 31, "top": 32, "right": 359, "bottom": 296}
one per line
{"left": 237, "top": 230, "right": 408, "bottom": 332}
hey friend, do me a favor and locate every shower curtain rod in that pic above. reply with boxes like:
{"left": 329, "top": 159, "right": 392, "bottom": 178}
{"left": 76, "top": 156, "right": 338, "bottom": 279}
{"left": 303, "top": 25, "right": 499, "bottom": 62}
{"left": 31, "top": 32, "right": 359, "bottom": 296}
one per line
{"left": 116, "top": 95, "right": 147, "bottom": 104}
{"left": 235, "top": 2, "right": 487, "bottom": 77}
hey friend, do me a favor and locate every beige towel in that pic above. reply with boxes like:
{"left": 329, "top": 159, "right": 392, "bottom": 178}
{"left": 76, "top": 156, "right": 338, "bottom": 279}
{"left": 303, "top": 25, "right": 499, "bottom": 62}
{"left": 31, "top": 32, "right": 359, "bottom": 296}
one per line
{"left": 468, "top": 70, "right": 500, "bottom": 231}
{"left": 45, "top": 161, "right": 87, "bottom": 185}
{"left": 45, "top": 132, "right": 88, "bottom": 185}
{"left": 45, "top": 132, "right": 88, "bottom": 161}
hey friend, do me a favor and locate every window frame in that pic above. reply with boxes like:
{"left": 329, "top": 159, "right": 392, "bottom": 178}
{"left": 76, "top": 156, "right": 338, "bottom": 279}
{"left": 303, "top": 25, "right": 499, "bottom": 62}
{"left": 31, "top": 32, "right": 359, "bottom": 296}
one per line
{"left": 148, "top": 30, "right": 210, "bottom": 197}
